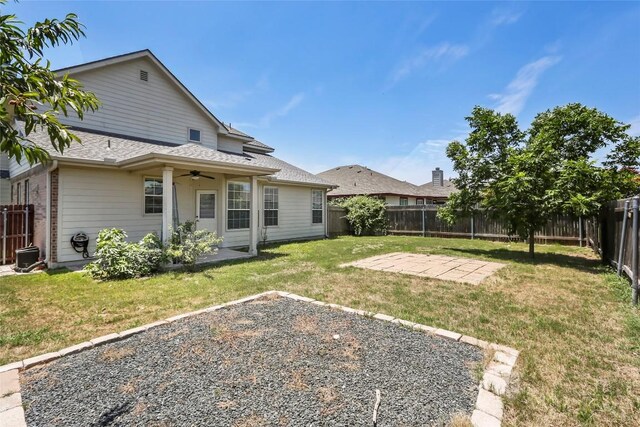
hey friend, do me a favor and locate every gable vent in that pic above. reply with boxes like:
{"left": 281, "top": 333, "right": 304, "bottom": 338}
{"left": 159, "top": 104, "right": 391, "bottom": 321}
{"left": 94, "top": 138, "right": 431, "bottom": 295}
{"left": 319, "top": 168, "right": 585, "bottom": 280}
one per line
{"left": 139, "top": 70, "right": 148, "bottom": 81}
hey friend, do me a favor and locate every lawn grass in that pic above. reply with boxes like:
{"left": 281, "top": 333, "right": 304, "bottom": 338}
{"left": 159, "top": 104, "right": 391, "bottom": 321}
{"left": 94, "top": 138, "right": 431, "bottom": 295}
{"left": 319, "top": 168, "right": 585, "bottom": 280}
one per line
{"left": 1, "top": 236, "right": 639, "bottom": 426}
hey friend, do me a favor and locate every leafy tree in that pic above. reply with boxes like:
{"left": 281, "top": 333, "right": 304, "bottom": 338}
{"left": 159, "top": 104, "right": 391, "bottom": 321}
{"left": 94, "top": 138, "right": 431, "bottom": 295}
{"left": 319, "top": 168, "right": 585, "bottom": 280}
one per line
{"left": 1, "top": 0, "right": 99, "bottom": 165}
{"left": 439, "top": 104, "right": 640, "bottom": 258}
{"left": 336, "top": 195, "right": 388, "bottom": 236}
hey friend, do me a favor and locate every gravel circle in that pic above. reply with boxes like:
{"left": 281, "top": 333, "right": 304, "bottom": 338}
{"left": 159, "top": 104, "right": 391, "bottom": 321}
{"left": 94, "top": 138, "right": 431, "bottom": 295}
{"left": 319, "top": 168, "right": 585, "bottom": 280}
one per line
{"left": 21, "top": 296, "right": 482, "bottom": 426}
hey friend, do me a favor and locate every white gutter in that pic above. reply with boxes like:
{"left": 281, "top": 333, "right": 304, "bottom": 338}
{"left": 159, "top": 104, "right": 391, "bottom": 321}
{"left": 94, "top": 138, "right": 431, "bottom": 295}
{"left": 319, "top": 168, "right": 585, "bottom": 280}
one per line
{"left": 45, "top": 160, "right": 58, "bottom": 268}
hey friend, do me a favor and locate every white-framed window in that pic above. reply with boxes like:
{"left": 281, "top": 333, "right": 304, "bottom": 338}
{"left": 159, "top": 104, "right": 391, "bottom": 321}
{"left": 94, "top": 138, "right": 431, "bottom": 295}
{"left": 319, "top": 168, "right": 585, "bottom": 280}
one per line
{"left": 416, "top": 198, "right": 424, "bottom": 205}
{"left": 16, "top": 182, "right": 21, "bottom": 204}
{"left": 311, "top": 189, "right": 323, "bottom": 224}
{"left": 399, "top": 197, "right": 408, "bottom": 206}
{"left": 24, "top": 179, "right": 29, "bottom": 205}
{"left": 263, "top": 187, "right": 278, "bottom": 227}
{"left": 188, "top": 128, "right": 201, "bottom": 142}
{"left": 144, "top": 177, "right": 163, "bottom": 214}
{"left": 227, "top": 181, "right": 250, "bottom": 230}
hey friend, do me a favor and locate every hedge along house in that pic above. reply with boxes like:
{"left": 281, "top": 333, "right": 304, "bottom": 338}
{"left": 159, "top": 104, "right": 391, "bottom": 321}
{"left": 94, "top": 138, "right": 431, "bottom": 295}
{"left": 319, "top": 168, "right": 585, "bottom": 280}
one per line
{"left": 5, "top": 50, "right": 334, "bottom": 267}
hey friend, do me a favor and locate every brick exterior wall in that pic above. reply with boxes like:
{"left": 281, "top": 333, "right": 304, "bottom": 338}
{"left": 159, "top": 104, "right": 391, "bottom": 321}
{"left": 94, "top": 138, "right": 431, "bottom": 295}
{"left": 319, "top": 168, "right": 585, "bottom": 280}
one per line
{"left": 8, "top": 165, "right": 48, "bottom": 259}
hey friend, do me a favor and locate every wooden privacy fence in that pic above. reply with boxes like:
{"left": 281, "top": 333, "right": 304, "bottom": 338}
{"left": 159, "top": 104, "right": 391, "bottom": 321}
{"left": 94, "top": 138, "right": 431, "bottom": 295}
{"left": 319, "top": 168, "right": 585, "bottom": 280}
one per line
{"left": 591, "top": 196, "right": 639, "bottom": 304}
{"left": 0, "top": 204, "right": 35, "bottom": 265}
{"left": 329, "top": 205, "right": 585, "bottom": 245}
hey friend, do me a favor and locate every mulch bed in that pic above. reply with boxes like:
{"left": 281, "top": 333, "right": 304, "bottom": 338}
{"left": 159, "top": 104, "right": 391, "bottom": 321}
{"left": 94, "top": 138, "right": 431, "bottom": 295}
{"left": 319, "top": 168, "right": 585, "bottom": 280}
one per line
{"left": 20, "top": 296, "right": 482, "bottom": 426}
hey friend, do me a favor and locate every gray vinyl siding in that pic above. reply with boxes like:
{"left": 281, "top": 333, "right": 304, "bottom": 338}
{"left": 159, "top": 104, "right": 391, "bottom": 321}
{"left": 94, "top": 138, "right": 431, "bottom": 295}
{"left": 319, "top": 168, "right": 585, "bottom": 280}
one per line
{"left": 56, "top": 168, "right": 325, "bottom": 262}
{"left": 58, "top": 57, "right": 219, "bottom": 148}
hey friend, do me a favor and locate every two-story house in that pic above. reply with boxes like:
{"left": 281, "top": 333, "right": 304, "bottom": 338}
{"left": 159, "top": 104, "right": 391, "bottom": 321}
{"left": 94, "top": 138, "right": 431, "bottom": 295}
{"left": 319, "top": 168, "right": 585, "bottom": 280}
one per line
{"left": 5, "top": 50, "right": 334, "bottom": 267}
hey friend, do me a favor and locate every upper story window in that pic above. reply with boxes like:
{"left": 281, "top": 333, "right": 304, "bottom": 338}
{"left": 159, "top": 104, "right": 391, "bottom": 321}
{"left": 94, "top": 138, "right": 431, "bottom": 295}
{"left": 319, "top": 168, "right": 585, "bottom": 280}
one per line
{"left": 416, "top": 198, "right": 424, "bottom": 205}
{"left": 144, "top": 178, "right": 163, "bottom": 214}
{"left": 188, "top": 128, "right": 201, "bottom": 142}
{"left": 311, "top": 189, "right": 323, "bottom": 224}
{"left": 399, "top": 197, "right": 408, "bottom": 206}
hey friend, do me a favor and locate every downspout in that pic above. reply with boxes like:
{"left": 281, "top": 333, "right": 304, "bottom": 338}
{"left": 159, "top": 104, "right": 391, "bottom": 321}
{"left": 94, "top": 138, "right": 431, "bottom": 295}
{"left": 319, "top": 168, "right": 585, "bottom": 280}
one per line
{"left": 45, "top": 160, "right": 58, "bottom": 268}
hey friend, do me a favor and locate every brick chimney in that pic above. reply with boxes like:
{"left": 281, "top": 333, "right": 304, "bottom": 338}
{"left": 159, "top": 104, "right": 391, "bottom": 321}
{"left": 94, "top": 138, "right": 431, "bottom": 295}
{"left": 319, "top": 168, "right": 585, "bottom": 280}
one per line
{"left": 432, "top": 167, "right": 444, "bottom": 186}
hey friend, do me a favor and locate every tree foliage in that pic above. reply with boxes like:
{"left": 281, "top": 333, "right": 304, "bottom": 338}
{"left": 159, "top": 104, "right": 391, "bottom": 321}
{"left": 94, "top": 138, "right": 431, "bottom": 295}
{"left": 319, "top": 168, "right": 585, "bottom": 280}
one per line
{"left": 0, "top": 0, "right": 99, "bottom": 165}
{"left": 439, "top": 104, "right": 640, "bottom": 257}
{"left": 335, "top": 195, "right": 388, "bottom": 236}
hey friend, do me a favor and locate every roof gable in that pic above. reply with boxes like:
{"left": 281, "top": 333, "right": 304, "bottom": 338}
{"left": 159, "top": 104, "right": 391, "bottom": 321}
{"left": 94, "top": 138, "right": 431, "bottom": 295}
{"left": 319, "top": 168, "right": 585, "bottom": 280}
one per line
{"left": 55, "top": 50, "right": 228, "bottom": 133}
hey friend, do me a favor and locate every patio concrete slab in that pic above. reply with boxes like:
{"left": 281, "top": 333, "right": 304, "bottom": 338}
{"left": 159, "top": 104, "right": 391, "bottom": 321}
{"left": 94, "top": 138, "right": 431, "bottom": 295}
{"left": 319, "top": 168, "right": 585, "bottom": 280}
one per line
{"left": 341, "top": 252, "right": 505, "bottom": 284}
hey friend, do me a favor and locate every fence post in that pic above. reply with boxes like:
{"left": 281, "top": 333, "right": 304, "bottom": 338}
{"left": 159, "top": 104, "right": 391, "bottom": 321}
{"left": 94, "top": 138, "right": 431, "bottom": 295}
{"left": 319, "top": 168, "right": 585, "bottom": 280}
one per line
{"left": 471, "top": 213, "right": 475, "bottom": 240}
{"left": 617, "top": 200, "right": 630, "bottom": 276}
{"left": 578, "top": 216, "right": 583, "bottom": 247}
{"left": 421, "top": 206, "right": 426, "bottom": 237}
{"left": 2, "top": 208, "right": 6, "bottom": 265}
{"left": 631, "top": 196, "right": 639, "bottom": 306}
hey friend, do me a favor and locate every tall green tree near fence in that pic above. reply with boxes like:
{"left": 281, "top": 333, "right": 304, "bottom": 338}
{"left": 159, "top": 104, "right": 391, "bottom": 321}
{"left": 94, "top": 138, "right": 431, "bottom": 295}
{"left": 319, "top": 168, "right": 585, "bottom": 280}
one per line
{"left": 439, "top": 104, "right": 640, "bottom": 258}
{"left": 0, "top": 0, "right": 99, "bottom": 165}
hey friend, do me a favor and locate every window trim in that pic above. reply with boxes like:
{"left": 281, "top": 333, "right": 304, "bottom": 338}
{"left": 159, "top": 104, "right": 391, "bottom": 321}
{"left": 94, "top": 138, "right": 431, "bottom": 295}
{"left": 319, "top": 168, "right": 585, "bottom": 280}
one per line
{"left": 226, "top": 180, "right": 251, "bottom": 231}
{"left": 263, "top": 186, "right": 279, "bottom": 228}
{"left": 311, "top": 189, "right": 323, "bottom": 225}
{"left": 24, "top": 179, "right": 29, "bottom": 205}
{"left": 188, "top": 127, "right": 201, "bottom": 143}
{"left": 143, "top": 176, "right": 163, "bottom": 216}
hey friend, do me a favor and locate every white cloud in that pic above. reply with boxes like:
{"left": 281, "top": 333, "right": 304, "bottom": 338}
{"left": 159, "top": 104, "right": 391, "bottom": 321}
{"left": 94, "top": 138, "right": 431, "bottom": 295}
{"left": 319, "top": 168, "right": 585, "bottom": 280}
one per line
{"left": 364, "top": 136, "right": 464, "bottom": 184}
{"left": 206, "top": 75, "right": 269, "bottom": 110}
{"left": 236, "top": 92, "right": 305, "bottom": 128}
{"left": 259, "top": 93, "right": 305, "bottom": 126}
{"left": 490, "top": 56, "right": 561, "bottom": 115}
{"left": 627, "top": 114, "right": 640, "bottom": 136}
{"left": 390, "top": 43, "right": 469, "bottom": 84}
{"left": 489, "top": 9, "right": 523, "bottom": 26}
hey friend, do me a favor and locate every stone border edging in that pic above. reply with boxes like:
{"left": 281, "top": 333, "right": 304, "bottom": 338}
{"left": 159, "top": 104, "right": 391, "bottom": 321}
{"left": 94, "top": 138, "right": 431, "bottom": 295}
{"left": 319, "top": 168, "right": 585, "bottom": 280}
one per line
{"left": 0, "top": 290, "right": 518, "bottom": 427}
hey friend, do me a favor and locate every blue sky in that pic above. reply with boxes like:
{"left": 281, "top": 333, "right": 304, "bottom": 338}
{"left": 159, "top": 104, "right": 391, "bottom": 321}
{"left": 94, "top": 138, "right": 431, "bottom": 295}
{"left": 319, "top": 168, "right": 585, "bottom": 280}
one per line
{"left": 8, "top": 1, "right": 640, "bottom": 184}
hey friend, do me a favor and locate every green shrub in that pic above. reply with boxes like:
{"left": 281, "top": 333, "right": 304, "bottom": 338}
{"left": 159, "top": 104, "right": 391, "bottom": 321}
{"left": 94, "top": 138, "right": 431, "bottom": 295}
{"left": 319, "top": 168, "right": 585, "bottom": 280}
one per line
{"left": 86, "top": 228, "right": 165, "bottom": 280}
{"left": 167, "top": 221, "right": 223, "bottom": 269}
{"left": 337, "top": 195, "right": 388, "bottom": 236}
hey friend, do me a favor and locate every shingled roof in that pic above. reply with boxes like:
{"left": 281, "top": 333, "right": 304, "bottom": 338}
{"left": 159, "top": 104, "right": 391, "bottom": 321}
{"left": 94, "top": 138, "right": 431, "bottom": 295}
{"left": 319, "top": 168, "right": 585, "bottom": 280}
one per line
{"left": 225, "top": 125, "right": 274, "bottom": 153}
{"left": 21, "top": 126, "right": 331, "bottom": 186}
{"left": 417, "top": 179, "right": 457, "bottom": 198}
{"left": 318, "top": 164, "right": 457, "bottom": 198}
{"left": 317, "top": 165, "right": 421, "bottom": 197}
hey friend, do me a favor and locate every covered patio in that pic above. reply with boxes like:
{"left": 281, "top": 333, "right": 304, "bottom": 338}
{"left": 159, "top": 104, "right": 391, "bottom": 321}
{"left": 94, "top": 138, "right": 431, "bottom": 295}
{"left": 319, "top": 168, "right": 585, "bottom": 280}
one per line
{"left": 117, "top": 151, "right": 280, "bottom": 256}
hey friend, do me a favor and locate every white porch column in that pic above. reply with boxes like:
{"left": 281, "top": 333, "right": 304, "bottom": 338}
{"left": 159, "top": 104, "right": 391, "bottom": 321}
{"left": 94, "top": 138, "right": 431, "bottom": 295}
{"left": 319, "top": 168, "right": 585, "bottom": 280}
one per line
{"left": 162, "top": 167, "right": 173, "bottom": 243}
{"left": 249, "top": 175, "right": 259, "bottom": 255}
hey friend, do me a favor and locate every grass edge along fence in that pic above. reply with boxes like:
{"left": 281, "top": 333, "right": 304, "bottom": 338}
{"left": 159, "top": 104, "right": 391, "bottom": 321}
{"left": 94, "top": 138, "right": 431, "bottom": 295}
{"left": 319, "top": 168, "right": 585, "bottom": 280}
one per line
{"left": 328, "top": 205, "right": 586, "bottom": 245}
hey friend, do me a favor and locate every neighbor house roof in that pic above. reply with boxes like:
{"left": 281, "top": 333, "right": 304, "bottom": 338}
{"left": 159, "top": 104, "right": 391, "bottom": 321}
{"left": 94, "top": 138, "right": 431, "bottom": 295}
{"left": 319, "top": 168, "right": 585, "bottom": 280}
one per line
{"left": 317, "top": 165, "right": 421, "bottom": 197}
{"left": 22, "top": 126, "right": 332, "bottom": 186}
{"left": 417, "top": 179, "right": 457, "bottom": 198}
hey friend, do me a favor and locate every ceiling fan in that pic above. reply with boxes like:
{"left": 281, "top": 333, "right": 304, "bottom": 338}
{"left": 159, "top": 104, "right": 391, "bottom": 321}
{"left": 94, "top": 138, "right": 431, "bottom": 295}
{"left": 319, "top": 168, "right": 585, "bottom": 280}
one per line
{"left": 178, "top": 170, "right": 216, "bottom": 181}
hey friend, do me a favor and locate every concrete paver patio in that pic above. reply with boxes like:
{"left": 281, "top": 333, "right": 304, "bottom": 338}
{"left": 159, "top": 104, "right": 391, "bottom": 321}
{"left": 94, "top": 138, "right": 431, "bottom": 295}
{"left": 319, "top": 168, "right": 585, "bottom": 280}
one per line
{"left": 341, "top": 252, "right": 505, "bottom": 284}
